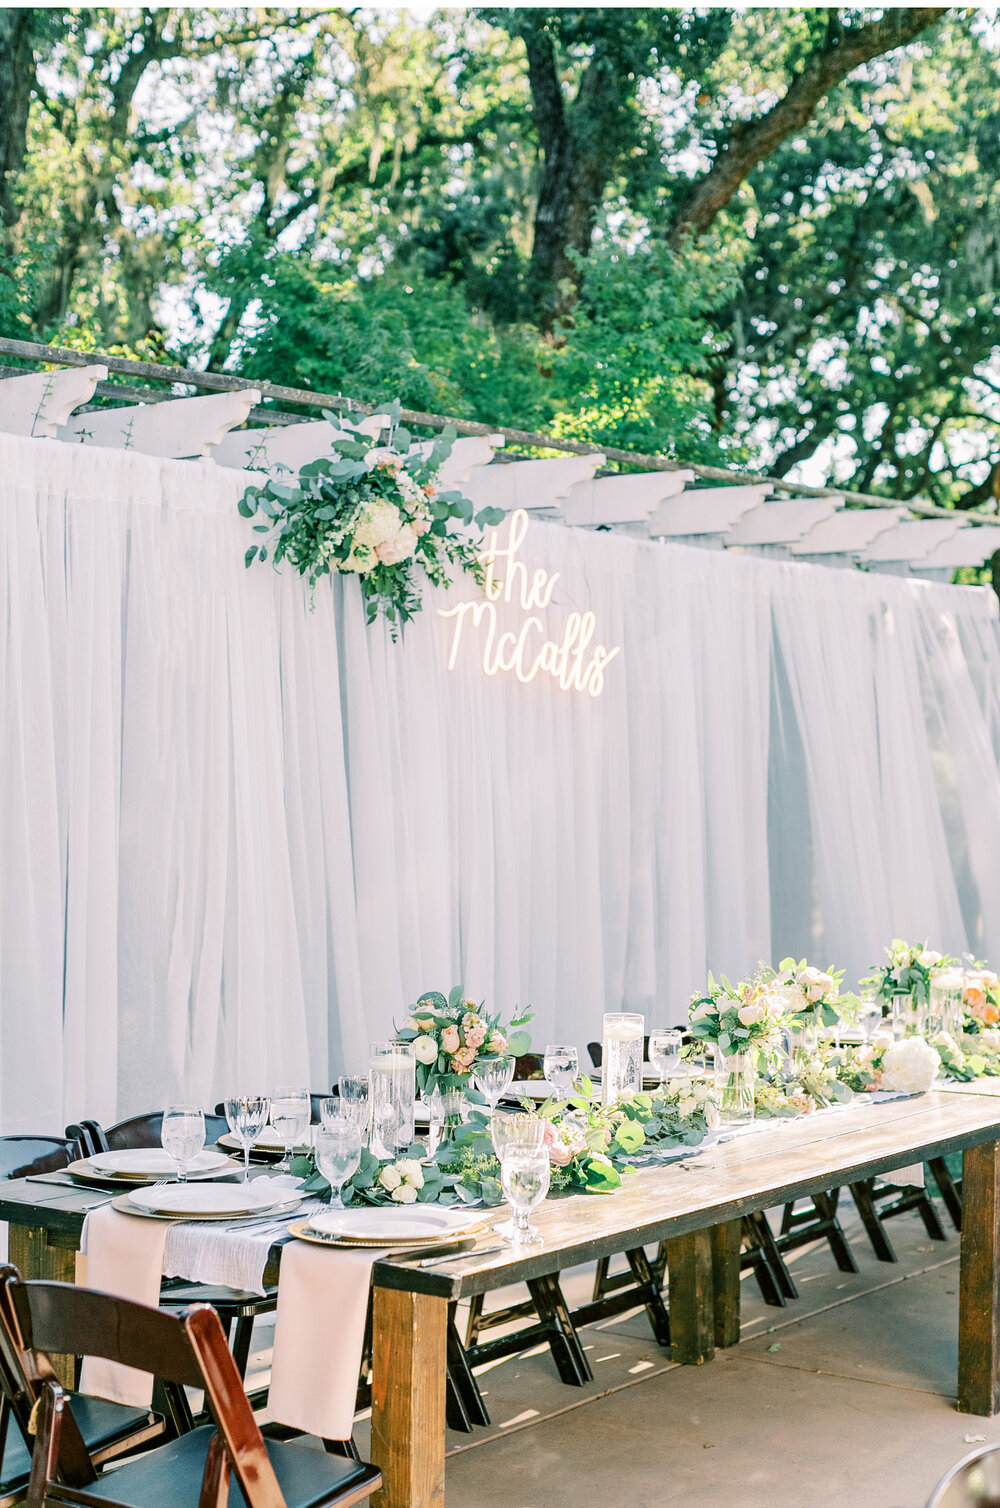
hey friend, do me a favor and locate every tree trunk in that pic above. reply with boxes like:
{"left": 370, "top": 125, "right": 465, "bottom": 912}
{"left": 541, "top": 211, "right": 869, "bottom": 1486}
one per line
{"left": 669, "top": 8, "right": 946, "bottom": 246}
{"left": 0, "top": 9, "right": 38, "bottom": 235}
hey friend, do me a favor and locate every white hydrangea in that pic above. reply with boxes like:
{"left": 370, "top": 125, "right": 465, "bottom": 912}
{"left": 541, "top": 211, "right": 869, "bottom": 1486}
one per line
{"left": 353, "top": 499, "right": 403, "bottom": 552}
{"left": 880, "top": 1036, "right": 940, "bottom": 1094}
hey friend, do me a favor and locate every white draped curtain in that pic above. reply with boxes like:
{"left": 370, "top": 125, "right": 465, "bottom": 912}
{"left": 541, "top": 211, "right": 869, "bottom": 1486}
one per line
{"left": 2, "top": 431, "right": 1000, "bottom": 1132}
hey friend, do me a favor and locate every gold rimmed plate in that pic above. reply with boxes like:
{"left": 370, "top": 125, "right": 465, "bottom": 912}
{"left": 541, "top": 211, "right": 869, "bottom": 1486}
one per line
{"left": 288, "top": 1220, "right": 485, "bottom": 1254}
{"left": 69, "top": 1152, "right": 241, "bottom": 1187}
{"left": 305, "top": 1207, "right": 489, "bottom": 1245}
{"left": 111, "top": 1191, "right": 302, "bottom": 1223}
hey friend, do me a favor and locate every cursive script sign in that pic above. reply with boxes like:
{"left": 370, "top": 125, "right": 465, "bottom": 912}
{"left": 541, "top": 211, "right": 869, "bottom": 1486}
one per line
{"left": 438, "top": 509, "right": 620, "bottom": 697}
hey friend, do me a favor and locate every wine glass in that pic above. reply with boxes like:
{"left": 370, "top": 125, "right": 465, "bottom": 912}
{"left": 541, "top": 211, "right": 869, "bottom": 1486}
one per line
{"left": 500, "top": 1148, "right": 550, "bottom": 1247}
{"left": 648, "top": 1028, "right": 683, "bottom": 1087}
{"left": 224, "top": 1095, "right": 271, "bottom": 1183}
{"left": 337, "top": 1076, "right": 370, "bottom": 1139}
{"left": 270, "top": 1087, "right": 311, "bottom": 1172}
{"left": 491, "top": 1111, "right": 546, "bottom": 1238}
{"left": 860, "top": 1000, "right": 883, "bottom": 1043}
{"left": 161, "top": 1106, "right": 205, "bottom": 1184}
{"left": 474, "top": 1055, "right": 515, "bottom": 1115}
{"left": 543, "top": 1044, "right": 579, "bottom": 1097}
{"left": 315, "top": 1119, "right": 362, "bottom": 1210}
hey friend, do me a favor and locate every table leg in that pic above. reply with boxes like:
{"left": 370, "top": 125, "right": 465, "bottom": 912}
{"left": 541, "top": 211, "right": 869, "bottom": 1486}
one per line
{"left": 7, "top": 1225, "right": 78, "bottom": 1388}
{"left": 959, "top": 1139, "right": 1000, "bottom": 1416}
{"left": 710, "top": 1220, "right": 742, "bottom": 1350}
{"left": 665, "top": 1229, "right": 715, "bottom": 1365}
{"left": 370, "top": 1285, "right": 447, "bottom": 1508}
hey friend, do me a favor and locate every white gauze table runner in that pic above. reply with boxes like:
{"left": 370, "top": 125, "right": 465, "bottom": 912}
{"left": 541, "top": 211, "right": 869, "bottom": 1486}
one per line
{"left": 80, "top": 1202, "right": 383, "bottom": 1439}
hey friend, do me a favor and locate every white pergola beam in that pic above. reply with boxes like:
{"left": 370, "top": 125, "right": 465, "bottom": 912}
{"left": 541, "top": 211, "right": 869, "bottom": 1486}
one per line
{"left": 0, "top": 365, "right": 108, "bottom": 438}
{"left": 790, "top": 507, "right": 907, "bottom": 556}
{"left": 647, "top": 484, "right": 771, "bottom": 537}
{"left": 724, "top": 496, "right": 839, "bottom": 547}
{"left": 461, "top": 454, "right": 605, "bottom": 513}
{"left": 561, "top": 469, "right": 694, "bottom": 527}
{"left": 914, "top": 525, "right": 1000, "bottom": 570}
{"left": 60, "top": 389, "right": 262, "bottom": 459}
{"left": 860, "top": 518, "right": 964, "bottom": 564}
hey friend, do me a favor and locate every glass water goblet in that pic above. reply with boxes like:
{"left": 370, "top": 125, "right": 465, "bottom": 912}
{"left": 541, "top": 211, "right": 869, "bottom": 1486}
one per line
{"left": 543, "top": 1044, "right": 579, "bottom": 1097}
{"left": 491, "top": 1112, "right": 546, "bottom": 1238}
{"left": 161, "top": 1105, "right": 205, "bottom": 1184}
{"left": 500, "top": 1149, "right": 551, "bottom": 1247}
{"left": 224, "top": 1095, "right": 271, "bottom": 1182}
{"left": 648, "top": 1028, "right": 683, "bottom": 1088}
{"left": 337, "top": 1076, "right": 371, "bottom": 1139}
{"left": 473, "top": 1055, "right": 515, "bottom": 1116}
{"left": 270, "top": 1086, "right": 311, "bottom": 1172}
{"left": 860, "top": 1001, "right": 883, "bottom": 1043}
{"left": 315, "top": 1120, "right": 362, "bottom": 1210}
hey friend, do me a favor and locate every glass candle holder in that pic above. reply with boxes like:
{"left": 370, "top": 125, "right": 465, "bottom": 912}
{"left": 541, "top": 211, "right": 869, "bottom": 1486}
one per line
{"left": 930, "top": 971, "right": 964, "bottom": 1037}
{"left": 368, "top": 1039, "right": 416, "bottom": 1160}
{"left": 601, "top": 1012, "right": 644, "bottom": 1105}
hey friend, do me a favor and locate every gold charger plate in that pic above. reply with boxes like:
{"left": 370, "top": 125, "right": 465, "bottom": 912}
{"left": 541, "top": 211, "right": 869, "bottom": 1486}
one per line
{"left": 111, "top": 1192, "right": 303, "bottom": 1223}
{"left": 287, "top": 1219, "right": 487, "bottom": 1251}
{"left": 217, "top": 1131, "right": 312, "bottom": 1156}
{"left": 69, "top": 1155, "right": 241, "bottom": 1188}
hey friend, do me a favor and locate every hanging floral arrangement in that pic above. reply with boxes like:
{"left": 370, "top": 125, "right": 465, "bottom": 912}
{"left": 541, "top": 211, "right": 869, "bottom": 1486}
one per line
{"left": 238, "top": 403, "right": 505, "bottom": 637}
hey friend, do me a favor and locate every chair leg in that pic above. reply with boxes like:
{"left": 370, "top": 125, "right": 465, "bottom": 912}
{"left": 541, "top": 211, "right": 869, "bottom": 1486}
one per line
{"left": 850, "top": 1180, "right": 897, "bottom": 1262}
{"left": 813, "top": 1191, "right": 860, "bottom": 1274}
{"left": 929, "top": 1156, "right": 963, "bottom": 1231}
{"left": 526, "top": 1273, "right": 594, "bottom": 1386}
{"left": 446, "top": 1305, "right": 490, "bottom": 1430}
{"left": 592, "top": 1256, "right": 613, "bottom": 1301}
{"left": 740, "top": 1216, "right": 787, "bottom": 1307}
{"left": 749, "top": 1211, "right": 797, "bottom": 1300}
{"left": 914, "top": 1190, "right": 948, "bottom": 1243}
{"left": 229, "top": 1316, "right": 255, "bottom": 1380}
{"left": 464, "top": 1293, "right": 486, "bottom": 1347}
{"left": 323, "top": 1436, "right": 362, "bottom": 1461}
{"left": 624, "top": 1247, "right": 670, "bottom": 1347}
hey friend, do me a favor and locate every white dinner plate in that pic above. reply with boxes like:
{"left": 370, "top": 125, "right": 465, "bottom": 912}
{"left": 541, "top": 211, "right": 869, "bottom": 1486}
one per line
{"left": 89, "top": 1149, "right": 231, "bottom": 1177}
{"left": 307, "top": 1206, "right": 478, "bottom": 1242}
{"left": 218, "top": 1128, "right": 315, "bottom": 1154}
{"left": 509, "top": 1080, "right": 558, "bottom": 1100}
{"left": 127, "top": 1181, "right": 291, "bottom": 1217}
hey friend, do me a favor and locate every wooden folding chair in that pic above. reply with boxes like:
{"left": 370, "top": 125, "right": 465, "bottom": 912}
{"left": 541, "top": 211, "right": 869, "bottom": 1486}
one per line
{"left": 65, "top": 1113, "right": 275, "bottom": 1384}
{"left": 2, "top": 1271, "right": 380, "bottom": 1508}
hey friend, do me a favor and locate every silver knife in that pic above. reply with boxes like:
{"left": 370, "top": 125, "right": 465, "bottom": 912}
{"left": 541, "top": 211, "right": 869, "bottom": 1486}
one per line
{"left": 412, "top": 1241, "right": 506, "bottom": 1269}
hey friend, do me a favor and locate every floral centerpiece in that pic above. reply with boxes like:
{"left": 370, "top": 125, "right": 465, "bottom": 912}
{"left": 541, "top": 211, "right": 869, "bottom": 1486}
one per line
{"left": 688, "top": 970, "right": 788, "bottom": 1061}
{"left": 771, "top": 958, "right": 857, "bottom": 1037}
{"left": 862, "top": 940, "right": 955, "bottom": 1013}
{"left": 396, "top": 986, "right": 533, "bottom": 1100}
{"left": 834, "top": 1034, "right": 940, "bottom": 1095}
{"left": 238, "top": 404, "right": 505, "bottom": 637}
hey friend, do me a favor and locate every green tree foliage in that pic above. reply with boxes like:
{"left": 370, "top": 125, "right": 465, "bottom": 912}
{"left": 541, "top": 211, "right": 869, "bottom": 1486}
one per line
{"left": 2, "top": 6, "right": 997, "bottom": 508}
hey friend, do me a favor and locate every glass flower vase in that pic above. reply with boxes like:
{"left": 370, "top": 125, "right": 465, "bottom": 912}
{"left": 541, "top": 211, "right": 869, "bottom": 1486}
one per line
{"left": 714, "top": 1050, "right": 755, "bottom": 1126}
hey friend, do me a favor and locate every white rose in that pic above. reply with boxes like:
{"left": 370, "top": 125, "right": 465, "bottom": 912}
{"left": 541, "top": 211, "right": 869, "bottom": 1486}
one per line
{"left": 880, "top": 1036, "right": 940, "bottom": 1094}
{"left": 678, "top": 1096, "right": 698, "bottom": 1118}
{"left": 981, "top": 1029, "right": 1000, "bottom": 1051}
{"left": 378, "top": 1164, "right": 402, "bottom": 1192}
{"left": 690, "top": 1000, "right": 717, "bottom": 1023}
{"left": 395, "top": 1158, "right": 424, "bottom": 1184}
{"left": 738, "top": 1001, "right": 765, "bottom": 1027}
{"left": 918, "top": 950, "right": 943, "bottom": 968}
{"left": 391, "top": 1183, "right": 419, "bottom": 1203}
{"left": 796, "top": 967, "right": 823, "bottom": 988}
{"left": 413, "top": 1034, "right": 439, "bottom": 1065}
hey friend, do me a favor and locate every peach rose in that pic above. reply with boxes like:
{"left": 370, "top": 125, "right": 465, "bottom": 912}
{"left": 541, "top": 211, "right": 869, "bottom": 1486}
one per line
{"left": 543, "top": 1121, "right": 575, "bottom": 1167}
{"left": 451, "top": 1045, "right": 477, "bottom": 1072}
{"left": 488, "top": 1030, "right": 507, "bottom": 1054}
{"left": 441, "top": 1025, "right": 460, "bottom": 1053}
{"left": 464, "top": 1025, "right": 487, "bottom": 1050}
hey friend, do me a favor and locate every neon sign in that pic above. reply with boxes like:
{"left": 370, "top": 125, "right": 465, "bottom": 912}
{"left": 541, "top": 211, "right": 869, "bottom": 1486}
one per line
{"left": 438, "top": 509, "right": 621, "bottom": 697}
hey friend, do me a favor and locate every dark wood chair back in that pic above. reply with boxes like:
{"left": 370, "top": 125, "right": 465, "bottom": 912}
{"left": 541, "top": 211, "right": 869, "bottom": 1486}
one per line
{"left": 0, "top": 1136, "right": 76, "bottom": 1180}
{"left": 513, "top": 1053, "right": 543, "bottom": 1079}
{"left": 214, "top": 1094, "right": 330, "bottom": 1125}
{"left": 66, "top": 1112, "right": 229, "bottom": 1157}
{"left": 4, "top": 1271, "right": 287, "bottom": 1506}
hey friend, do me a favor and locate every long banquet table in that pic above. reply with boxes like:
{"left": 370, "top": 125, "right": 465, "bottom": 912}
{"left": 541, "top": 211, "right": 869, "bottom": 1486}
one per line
{"left": 3, "top": 1088, "right": 1000, "bottom": 1508}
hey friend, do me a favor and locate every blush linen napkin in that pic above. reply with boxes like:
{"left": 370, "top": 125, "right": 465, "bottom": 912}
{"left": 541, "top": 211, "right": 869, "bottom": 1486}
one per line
{"left": 79, "top": 1204, "right": 170, "bottom": 1405}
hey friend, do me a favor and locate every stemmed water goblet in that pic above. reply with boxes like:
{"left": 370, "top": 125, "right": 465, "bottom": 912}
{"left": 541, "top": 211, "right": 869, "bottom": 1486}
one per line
{"left": 648, "top": 1028, "right": 683, "bottom": 1088}
{"left": 315, "top": 1119, "right": 363, "bottom": 1210}
{"left": 474, "top": 1055, "right": 515, "bottom": 1116}
{"left": 860, "top": 999, "right": 884, "bottom": 1043}
{"left": 491, "top": 1111, "right": 547, "bottom": 1239}
{"left": 543, "top": 1044, "right": 579, "bottom": 1097}
{"left": 500, "top": 1147, "right": 551, "bottom": 1247}
{"left": 270, "top": 1086, "right": 311, "bottom": 1172}
{"left": 224, "top": 1095, "right": 271, "bottom": 1183}
{"left": 160, "top": 1105, "right": 205, "bottom": 1184}
{"left": 336, "top": 1076, "right": 371, "bottom": 1139}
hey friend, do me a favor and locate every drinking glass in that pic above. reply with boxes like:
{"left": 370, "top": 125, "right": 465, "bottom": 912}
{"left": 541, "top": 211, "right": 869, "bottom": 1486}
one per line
{"left": 474, "top": 1055, "right": 515, "bottom": 1114}
{"left": 859, "top": 1000, "right": 883, "bottom": 1042}
{"left": 369, "top": 1040, "right": 416, "bottom": 1160}
{"left": 601, "top": 1013, "right": 644, "bottom": 1105}
{"left": 224, "top": 1095, "right": 271, "bottom": 1182}
{"left": 337, "top": 1076, "right": 371, "bottom": 1139}
{"left": 648, "top": 1028, "right": 683, "bottom": 1087}
{"left": 315, "top": 1119, "right": 362, "bottom": 1209}
{"left": 543, "top": 1045, "right": 579, "bottom": 1097}
{"left": 490, "top": 1109, "right": 546, "bottom": 1161}
{"left": 270, "top": 1086, "right": 311, "bottom": 1172}
{"left": 500, "top": 1148, "right": 550, "bottom": 1246}
{"left": 161, "top": 1105, "right": 205, "bottom": 1184}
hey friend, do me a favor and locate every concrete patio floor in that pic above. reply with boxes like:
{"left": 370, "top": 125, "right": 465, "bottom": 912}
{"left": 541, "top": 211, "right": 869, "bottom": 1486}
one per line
{"left": 434, "top": 1196, "right": 991, "bottom": 1508}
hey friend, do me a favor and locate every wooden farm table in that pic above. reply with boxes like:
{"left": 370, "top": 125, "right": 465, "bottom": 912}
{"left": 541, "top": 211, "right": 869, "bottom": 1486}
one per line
{"left": 2, "top": 1090, "right": 1000, "bottom": 1508}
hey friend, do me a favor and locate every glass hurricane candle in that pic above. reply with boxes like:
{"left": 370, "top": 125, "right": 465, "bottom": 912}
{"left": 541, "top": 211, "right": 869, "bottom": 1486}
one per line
{"left": 368, "top": 1039, "right": 416, "bottom": 1160}
{"left": 601, "top": 1012, "right": 644, "bottom": 1105}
